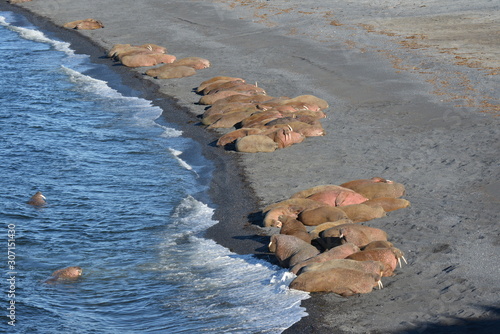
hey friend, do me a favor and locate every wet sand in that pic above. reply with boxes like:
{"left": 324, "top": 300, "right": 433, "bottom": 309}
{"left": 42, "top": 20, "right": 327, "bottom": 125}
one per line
{"left": 3, "top": 0, "right": 499, "bottom": 333}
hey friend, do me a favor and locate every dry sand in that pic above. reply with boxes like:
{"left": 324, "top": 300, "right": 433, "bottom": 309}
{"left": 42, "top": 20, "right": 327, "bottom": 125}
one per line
{"left": 3, "top": 0, "right": 499, "bottom": 333}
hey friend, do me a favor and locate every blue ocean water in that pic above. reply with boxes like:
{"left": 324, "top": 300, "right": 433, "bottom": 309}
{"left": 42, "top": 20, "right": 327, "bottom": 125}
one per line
{"left": 0, "top": 11, "right": 308, "bottom": 334}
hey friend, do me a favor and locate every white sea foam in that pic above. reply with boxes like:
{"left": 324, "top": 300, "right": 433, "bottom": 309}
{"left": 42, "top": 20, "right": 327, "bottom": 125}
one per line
{"left": 0, "top": 14, "right": 75, "bottom": 55}
{"left": 152, "top": 196, "right": 310, "bottom": 333}
{"left": 61, "top": 65, "right": 182, "bottom": 137}
{"left": 168, "top": 148, "right": 198, "bottom": 175}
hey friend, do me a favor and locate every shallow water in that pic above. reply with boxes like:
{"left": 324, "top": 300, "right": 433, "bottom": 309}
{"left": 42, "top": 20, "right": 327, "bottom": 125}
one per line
{"left": 0, "top": 12, "right": 308, "bottom": 333}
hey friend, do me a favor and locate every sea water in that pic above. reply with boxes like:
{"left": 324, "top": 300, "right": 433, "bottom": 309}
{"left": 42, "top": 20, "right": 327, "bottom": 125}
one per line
{"left": 0, "top": 11, "right": 308, "bottom": 333}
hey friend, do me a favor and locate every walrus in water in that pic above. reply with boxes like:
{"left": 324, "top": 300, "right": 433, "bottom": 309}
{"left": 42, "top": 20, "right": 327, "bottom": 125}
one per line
{"left": 44, "top": 266, "right": 83, "bottom": 284}
{"left": 27, "top": 191, "right": 46, "bottom": 206}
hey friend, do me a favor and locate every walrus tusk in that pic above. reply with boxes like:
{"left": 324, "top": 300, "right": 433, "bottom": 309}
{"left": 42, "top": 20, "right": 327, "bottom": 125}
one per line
{"left": 146, "top": 44, "right": 153, "bottom": 51}
{"left": 378, "top": 280, "right": 383, "bottom": 289}
{"left": 339, "top": 233, "right": 343, "bottom": 239}
{"left": 398, "top": 257, "right": 402, "bottom": 268}
{"left": 287, "top": 125, "right": 293, "bottom": 131}
{"left": 402, "top": 256, "right": 408, "bottom": 264}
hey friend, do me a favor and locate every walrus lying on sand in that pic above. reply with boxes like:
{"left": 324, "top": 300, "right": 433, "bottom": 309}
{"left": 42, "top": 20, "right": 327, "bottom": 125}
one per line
{"left": 63, "top": 19, "right": 104, "bottom": 30}
{"left": 269, "top": 234, "right": 320, "bottom": 268}
{"left": 44, "top": 266, "right": 83, "bottom": 284}
{"left": 347, "top": 247, "right": 407, "bottom": 277}
{"left": 290, "top": 266, "right": 383, "bottom": 295}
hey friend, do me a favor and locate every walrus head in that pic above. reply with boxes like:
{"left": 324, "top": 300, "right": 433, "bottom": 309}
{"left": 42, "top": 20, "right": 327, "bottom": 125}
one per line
{"left": 27, "top": 191, "right": 46, "bottom": 206}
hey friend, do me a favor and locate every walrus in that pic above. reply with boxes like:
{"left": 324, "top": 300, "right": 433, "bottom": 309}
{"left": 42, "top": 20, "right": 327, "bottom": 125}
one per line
{"left": 27, "top": 191, "right": 46, "bottom": 206}
{"left": 196, "top": 76, "right": 245, "bottom": 93}
{"left": 268, "top": 95, "right": 329, "bottom": 110}
{"left": 278, "top": 215, "right": 311, "bottom": 244}
{"left": 362, "top": 197, "right": 411, "bottom": 212}
{"left": 306, "top": 188, "right": 369, "bottom": 207}
{"left": 235, "top": 134, "right": 278, "bottom": 153}
{"left": 172, "top": 57, "right": 210, "bottom": 70}
{"left": 44, "top": 266, "right": 83, "bottom": 284}
{"left": 263, "top": 198, "right": 326, "bottom": 214}
{"left": 298, "top": 206, "right": 349, "bottom": 226}
{"left": 321, "top": 223, "right": 388, "bottom": 248}
{"left": 268, "top": 121, "right": 326, "bottom": 137}
{"left": 266, "top": 127, "right": 305, "bottom": 149}
{"left": 268, "top": 234, "right": 320, "bottom": 268}
{"left": 339, "top": 177, "right": 393, "bottom": 189}
{"left": 201, "top": 80, "right": 251, "bottom": 95}
{"left": 308, "top": 219, "right": 354, "bottom": 240}
{"left": 145, "top": 64, "right": 195, "bottom": 79}
{"left": 199, "top": 90, "right": 266, "bottom": 105}
{"left": 299, "top": 259, "right": 385, "bottom": 278}
{"left": 208, "top": 94, "right": 277, "bottom": 109}
{"left": 120, "top": 53, "right": 176, "bottom": 68}
{"left": 346, "top": 247, "right": 407, "bottom": 276}
{"left": 342, "top": 182, "right": 406, "bottom": 200}
{"left": 108, "top": 44, "right": 167, "bottom": 59}
{"left": 216, "top": 128, "right": 264, "bottom": 146}
{"left": 63, "top": 19, "right": 104, "bottom": 30}
{"left": 290, "top": 242, "right": 360, "bottom": 275}
{"left": 289, "top": 267, "right": 382, "bottom": 295}
{"left": 206, "top": 109, "right": 258, "bottom": 129}
{"left": 239, "top": 110, "right": 283, "bottom": 128}
{"left": 291, "top": 185, "right": 359, "bottom": 199}
{"left": 361, "top": 240, "right": 394, "bottom": 251}
{"left": 263, "top": 205, "right": 303, "bottom": 228}
{"left": 337, "top": 203, "right": 386, "bottom": 222}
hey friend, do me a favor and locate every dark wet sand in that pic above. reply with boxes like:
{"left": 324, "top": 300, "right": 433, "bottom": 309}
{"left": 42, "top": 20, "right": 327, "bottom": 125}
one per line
{"left": 3, "top": 0, "right": 499, "bottom": 333}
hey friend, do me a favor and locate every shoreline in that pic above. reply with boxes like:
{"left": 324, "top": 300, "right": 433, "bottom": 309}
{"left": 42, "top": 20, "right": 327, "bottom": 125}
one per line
{"left": 3, "top": 1, "right": 499, "bottom": 333}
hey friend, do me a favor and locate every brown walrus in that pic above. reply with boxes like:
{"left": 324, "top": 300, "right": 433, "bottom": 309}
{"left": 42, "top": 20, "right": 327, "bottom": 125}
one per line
{"left": 308, "top": 219, "right": 354, "bottom": 240}
{"left": 27, "top": 191, "right": 46, "bottom": 206}
{"left": 235, "top": 135, "right": 278, "bottom": 153}
{"left": 146, "top": 64, "right": 196, "bottom": 79}
{"left": 289, "top": 267, "right": 382, "bottom": 295}
{"left": 263, "top": 205, "right": 303, "bottom": 228}
{"left": 299, "top": 259, "right": 385, "bottom": 278}
{"left": 337, "top": 203, "right": 386, "bottom": 223}
{"left": 263, "top": 198, "right": 326, "bottom": 214}
{"left": 63, "top": 19, "right": 104, "bottom": 30}
{"left": 321, "top": 223, "right": 388, "bottom": 248}
{"left": 342, "top": 181, "right": 406, "bottom": 200}
{"left": 362, "top": 197, "right": 411, "bottom": 212}
{"left": 306, "top": 188, "right": 369, "bottom": 207}
{"left": 361, "top": 240, "right": 394, "bottom": 251}
{"left": 172, "top": 57, "right": 210, "bottom": 70}
{"left": 278, "top": 215, "right": 311, "bottom": 244}
{"left": 297, "top": 206, "right": 349, "bottom": 226}
{"left": 196, "top": 76, "right": 245, "bottom": 93}
{"left": 268, "top": 234, "right": 320, "bottom": 268}
{"left": 44, "top": 266, "right": 83, "bottom": 284}
{"left": 346, "top": 247, "right": 407, "bottom": 276}
{"left": 339, "top": 177, "right": 393, "bottom": 189}
{"left": 290, "top": 242, "right": 360, "bottom": 275}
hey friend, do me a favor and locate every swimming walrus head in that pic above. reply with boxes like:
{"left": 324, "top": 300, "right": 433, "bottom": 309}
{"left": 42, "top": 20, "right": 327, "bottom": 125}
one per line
{"left": 27, "top": 191, "right": 46, "bottom": 207}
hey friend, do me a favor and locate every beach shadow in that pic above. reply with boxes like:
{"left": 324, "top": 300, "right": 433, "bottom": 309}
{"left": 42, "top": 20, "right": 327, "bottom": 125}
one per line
{"left": 401, "top": 305, "right": 500, "bottom": 334}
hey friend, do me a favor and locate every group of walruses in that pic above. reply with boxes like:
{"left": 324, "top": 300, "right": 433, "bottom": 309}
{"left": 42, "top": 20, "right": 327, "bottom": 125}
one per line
{"left": 263, "top": 177, "right": 410, "bottom": 296}
{"left": 107, "top": 43, "right": 210, "bottom": 79}
{"left": 196, "top": 76, "right": 329, "bottom": 153}
{"left": 26, "top": 192, "right": 84, "bottom": 284}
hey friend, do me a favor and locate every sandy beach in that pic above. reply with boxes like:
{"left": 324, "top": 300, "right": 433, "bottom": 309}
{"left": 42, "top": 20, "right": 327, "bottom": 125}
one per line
{"left": 3, "top": 0, "right": 499, "bottom": 333}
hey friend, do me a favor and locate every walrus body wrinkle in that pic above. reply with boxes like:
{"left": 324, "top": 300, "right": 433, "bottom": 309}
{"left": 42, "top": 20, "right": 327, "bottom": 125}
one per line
{"left": 27, "top": 191, "right": 46, "bottom": 206}
{"left": 362, "top": 197, "right": 411, "bottom": 212}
